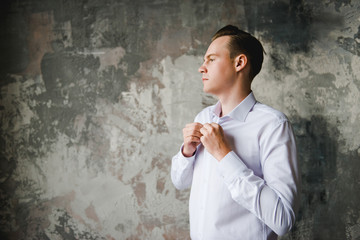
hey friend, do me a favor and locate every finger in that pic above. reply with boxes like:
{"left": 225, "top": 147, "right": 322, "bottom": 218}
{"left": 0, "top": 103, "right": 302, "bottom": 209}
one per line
{"left": 193, "top": 122, "right": 204, "bottom": 129}
{"left": 210, "top": 123, "right": 222, "bottom": 133}
{"left": 185, "top": 134, "right": 202, "bottom": 141}
{"left": 200, "top": 124, "right": 211, "bottom": 135}
{"left": 184, "top": 126, "right": 203, "bottom": 136}
{"left": 202, "top": 123, "right": 216, "bottom": 133}
{"left": 183, "top": 128, "right": 203, "bottom": 138}
{"left": 202, "top": 123, "right": 211, "bottom": 130}
{"left": 186, "top": 122, "right": 203, "bottom": 131}
{"left": 185, "top": 135, "right": 201, "bottom": 143}
{"left": 185, "top": 122, "right": 203, "bottom": 130}
{"left": 199, "top": 126, "right": 207, "bottom": 135}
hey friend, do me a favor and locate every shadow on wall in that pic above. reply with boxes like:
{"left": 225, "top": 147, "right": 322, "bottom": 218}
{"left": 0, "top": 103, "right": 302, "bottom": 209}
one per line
{"left": 288, "top": 115, "right": 360, "bottom": 240}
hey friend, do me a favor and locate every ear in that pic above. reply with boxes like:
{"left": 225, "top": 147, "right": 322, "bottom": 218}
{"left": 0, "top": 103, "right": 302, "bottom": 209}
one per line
{"left": 234, "top": 54, "right": 247, "bottom": 72}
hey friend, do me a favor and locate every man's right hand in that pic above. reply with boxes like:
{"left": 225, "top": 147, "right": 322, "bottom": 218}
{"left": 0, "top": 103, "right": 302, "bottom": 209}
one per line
{"left": 182, "top": 122, "right": 203, "bottom": 157}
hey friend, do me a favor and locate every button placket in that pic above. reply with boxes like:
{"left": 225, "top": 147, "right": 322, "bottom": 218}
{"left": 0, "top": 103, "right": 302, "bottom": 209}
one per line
{"left": 198, "top": 149, "right": 209, "bottom": 237}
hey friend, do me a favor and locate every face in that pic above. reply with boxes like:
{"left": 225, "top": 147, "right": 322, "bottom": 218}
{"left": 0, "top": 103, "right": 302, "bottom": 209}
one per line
{"left": 198, "top": 36, "right": 237, "bottom": 96}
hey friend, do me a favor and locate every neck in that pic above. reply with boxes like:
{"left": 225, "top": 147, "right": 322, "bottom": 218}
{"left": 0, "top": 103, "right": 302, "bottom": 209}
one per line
{"left": 218, "top": 78, "right": 252, "bottom": 117}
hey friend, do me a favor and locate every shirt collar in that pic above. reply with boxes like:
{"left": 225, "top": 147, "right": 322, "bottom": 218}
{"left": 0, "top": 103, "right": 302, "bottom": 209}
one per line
{"left": 212, "top": 92, "right": 257, "bottom": 122}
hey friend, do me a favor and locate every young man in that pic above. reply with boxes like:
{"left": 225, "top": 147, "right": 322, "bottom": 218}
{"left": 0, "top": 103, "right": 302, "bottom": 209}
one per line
{"left": 171, "top": 25, "right": 300, "bottom": 240}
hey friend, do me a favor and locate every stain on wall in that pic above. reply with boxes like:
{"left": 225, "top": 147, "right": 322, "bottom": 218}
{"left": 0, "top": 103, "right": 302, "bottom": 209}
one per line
{"left": 1, "top": 0, "right": 359, "bottom": 239}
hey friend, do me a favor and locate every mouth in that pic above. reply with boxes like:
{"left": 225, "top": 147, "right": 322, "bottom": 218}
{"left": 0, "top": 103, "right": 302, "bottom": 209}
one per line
{"left": 202, "top": 78, "right": 208, "bottom": 81}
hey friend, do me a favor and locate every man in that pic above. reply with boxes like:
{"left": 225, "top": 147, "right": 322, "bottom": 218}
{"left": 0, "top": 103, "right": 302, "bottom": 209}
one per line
{"left": 171, "top": 25, "right": 300, "bottom": 240}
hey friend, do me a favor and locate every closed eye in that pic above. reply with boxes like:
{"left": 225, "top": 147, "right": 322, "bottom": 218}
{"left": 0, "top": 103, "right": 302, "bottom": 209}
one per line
{"left": 203, "top": 53, "right": 217, "bottom": 63}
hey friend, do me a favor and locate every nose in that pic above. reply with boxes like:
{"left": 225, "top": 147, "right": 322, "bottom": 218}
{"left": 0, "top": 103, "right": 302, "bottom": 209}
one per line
{"left": 198, "top": 64, "right": 207, "bottom": 73}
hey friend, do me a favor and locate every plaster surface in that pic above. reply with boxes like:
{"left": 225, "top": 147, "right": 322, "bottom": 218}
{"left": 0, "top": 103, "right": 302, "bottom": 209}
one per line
{"left": 1, "top": 0, "right": 360, "bottom": 239}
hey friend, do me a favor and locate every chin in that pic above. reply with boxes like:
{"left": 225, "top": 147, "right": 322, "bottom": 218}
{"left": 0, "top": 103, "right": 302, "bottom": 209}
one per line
{"left": 203, "top": 87, "right": 210, "bottom": 93}
{"left": 203, "top": 84, "right": 210, "bottom": 92}
{"left": 203, "top": 86, "right": 214, "bottom": 94}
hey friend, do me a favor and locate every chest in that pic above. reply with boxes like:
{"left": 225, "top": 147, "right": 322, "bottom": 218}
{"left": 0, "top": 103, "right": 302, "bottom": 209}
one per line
{"left": 196, "top": 119, "right": 265, "bottom": 178}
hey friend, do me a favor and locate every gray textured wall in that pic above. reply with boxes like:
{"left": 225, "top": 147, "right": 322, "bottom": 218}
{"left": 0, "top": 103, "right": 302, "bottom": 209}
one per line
{"left": 1, "top": 0, "right": 360, "bottom": 239}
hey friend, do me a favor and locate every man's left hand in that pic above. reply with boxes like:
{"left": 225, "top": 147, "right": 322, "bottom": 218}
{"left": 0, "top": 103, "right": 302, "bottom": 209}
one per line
{"left": 200, "top": 123, "right": 231, "bottom": 161}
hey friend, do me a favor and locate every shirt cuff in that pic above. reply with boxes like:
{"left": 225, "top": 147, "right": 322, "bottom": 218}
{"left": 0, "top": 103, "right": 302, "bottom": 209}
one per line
{"left": 179, "top": 144, "right": 197, "bottom": 162}
{"left": 218, "top": 151, "right": 249, "bottom": 185}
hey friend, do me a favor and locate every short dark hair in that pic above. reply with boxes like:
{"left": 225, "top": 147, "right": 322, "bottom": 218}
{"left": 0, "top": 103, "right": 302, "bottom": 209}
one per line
{"left": 212, "top": 25, "right": 265, "bottom": 80}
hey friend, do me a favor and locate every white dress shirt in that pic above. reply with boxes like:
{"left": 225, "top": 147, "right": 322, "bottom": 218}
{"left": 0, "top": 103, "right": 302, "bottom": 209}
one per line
{"left": 171, "top": 92, "right": 300, "bottom": 240}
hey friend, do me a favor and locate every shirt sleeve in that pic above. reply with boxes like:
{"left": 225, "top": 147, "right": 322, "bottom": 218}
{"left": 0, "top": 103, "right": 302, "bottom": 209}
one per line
{"left": 217, "top": 120, "right": 300, "bottom": 236}
{"left": 171, "top": 110, "right": 207, "bottom": 190}
{"left": 171, "top": 145, "right": 197, "bottom": 190}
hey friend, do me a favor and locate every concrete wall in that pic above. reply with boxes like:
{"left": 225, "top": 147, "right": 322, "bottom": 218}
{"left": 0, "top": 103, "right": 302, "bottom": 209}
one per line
{"left": 1, "top": 0, "right": 359, "bottom": 239}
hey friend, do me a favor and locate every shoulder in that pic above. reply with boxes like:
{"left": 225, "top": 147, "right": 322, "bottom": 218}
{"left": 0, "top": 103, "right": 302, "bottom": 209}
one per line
{"left": 251, "top": 102, "right": 289, "bottom": 126}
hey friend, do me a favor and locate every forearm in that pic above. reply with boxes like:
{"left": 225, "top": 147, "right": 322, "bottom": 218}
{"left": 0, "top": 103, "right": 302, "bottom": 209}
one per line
{"left": 259, "top": 186, "right": 296, "bottom": 235}
{"left": 218, "top": 151, "right": 299, "bottom": 236}
{"left": 171, "top": 146, "right": 196, "bottom": 190}
{"left": 227, "top": 173, "right": 295, "bottom": 235}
